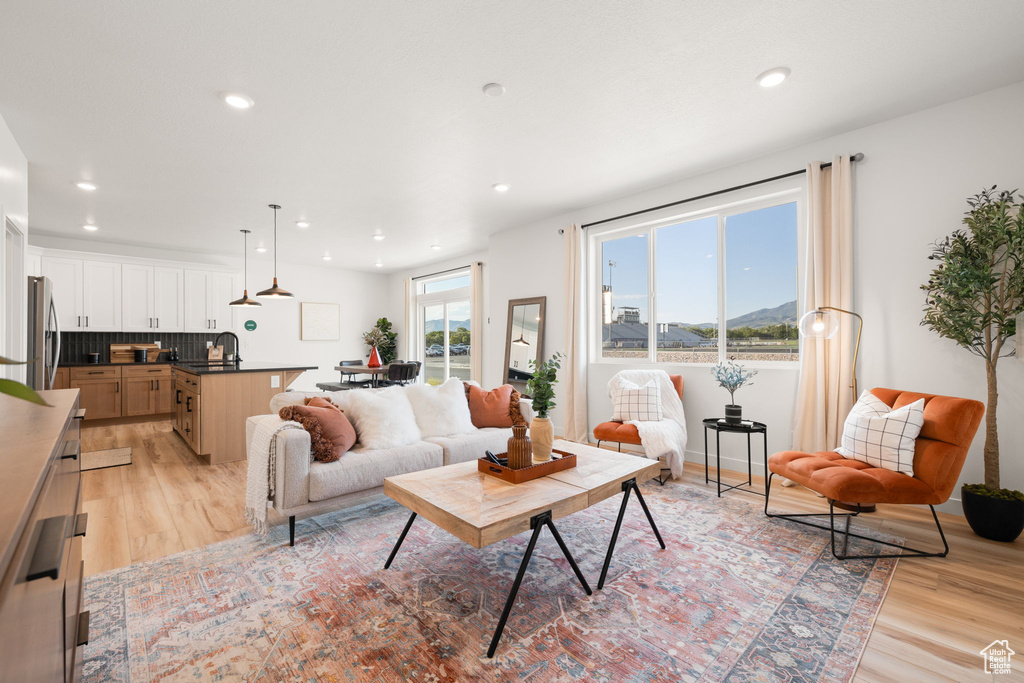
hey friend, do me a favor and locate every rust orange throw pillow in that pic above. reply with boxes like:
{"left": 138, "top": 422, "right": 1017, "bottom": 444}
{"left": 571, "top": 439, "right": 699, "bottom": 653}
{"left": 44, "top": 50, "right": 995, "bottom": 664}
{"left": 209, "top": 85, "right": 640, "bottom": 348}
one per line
{"left": 305, "top": 396, "right": 341, "bottom": 411}
{"left": 279, "top": 404, "right": 356, "bottom": 462}
{"left": 464, "top": 383, "right": 528, "bottom": 428}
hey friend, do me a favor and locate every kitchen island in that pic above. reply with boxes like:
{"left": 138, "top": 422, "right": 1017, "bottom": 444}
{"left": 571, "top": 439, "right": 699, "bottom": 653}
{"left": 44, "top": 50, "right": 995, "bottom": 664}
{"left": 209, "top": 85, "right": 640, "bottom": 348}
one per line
{"left": 172, "top": 362, "right": 316, "bottom": 464}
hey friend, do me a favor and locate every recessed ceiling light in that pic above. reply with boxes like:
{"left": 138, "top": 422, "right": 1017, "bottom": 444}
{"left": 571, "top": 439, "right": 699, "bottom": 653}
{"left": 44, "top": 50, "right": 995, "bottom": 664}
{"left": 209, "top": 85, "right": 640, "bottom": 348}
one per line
{"left": 82, "top": 224, "right": 98, "bottom": 231}
{"left": 375, "top": 262, "right": 383, "bottom": 268}
{"left": 482, "top": 83, "right": 505, "bottom": 97}
{"left": 322, "top": 254, "right": 332, "bottom": 261}
{"left": 492, "top": 183, "right": 510, "bottom": 192}
{"left": 373, "top": 234, "right": 386, "bottom": 241}
{"left": 221, "top": 92, "right": 255, "bottom": 109}
{"left": 295, "top": 220, "right": 309, "bottom": 228}
{"left": 255, "top": 246, "right": 267, "bottom": 253}
{"left": 430, "top": 244, "right": 441, "bottom": 251}
{"left": 756, "top": 67, "right": 791, "bottom": 88}
{"left": 76, "top": 181, "right": 97, "bottom": 191}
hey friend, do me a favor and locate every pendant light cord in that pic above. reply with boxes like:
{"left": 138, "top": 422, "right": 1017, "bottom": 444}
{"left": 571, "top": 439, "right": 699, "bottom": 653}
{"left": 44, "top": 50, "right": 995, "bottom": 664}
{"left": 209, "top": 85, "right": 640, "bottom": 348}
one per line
{"left": 273, "top": 205, "right": 279, "bottom": 279}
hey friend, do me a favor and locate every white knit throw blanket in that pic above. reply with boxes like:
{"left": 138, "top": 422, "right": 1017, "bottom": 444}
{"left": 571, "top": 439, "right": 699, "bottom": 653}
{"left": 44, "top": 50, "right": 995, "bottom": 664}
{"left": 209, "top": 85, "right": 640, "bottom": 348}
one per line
{"left": 245, "top": 415, "right": 303, "bottom": 537}
{"left": 608, "top": 369, "right": 688, "bottom": 479}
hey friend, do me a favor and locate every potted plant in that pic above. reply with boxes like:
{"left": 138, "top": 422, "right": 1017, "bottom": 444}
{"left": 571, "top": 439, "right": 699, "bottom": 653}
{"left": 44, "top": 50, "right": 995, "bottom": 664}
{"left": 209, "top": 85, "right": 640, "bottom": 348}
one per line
{"left": 711, "top": 359, "right": 757, "bottom": 423}
{"left": 363, "top": 317, "right": 398, "bottom": 367}
{"left": 526, "top": 352, "right": 563, "bottom": 461}
{"left": 921, "top": 186, "right": 1024, "bottom": 542}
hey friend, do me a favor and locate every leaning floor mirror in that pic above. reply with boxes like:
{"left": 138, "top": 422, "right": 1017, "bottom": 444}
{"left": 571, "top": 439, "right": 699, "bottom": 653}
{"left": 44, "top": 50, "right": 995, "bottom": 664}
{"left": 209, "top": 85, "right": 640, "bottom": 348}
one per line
{"left": 503, "top": 297, "right": 546, "bottom": 394}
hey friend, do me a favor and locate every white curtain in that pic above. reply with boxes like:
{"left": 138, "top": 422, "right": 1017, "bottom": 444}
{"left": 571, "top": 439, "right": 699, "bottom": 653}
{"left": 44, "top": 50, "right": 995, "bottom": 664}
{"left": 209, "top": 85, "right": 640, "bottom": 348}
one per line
{"left": 563, "top": 224, "right": 589, "bottom": 442}
{"left": 470, "top": 261, "right": 483, "bottom": 383}
{"left": 793, "top": 156, "right": 855, "bottom": 452}
{"left": 403, "top": 277, "right": 414, "bottom": 361}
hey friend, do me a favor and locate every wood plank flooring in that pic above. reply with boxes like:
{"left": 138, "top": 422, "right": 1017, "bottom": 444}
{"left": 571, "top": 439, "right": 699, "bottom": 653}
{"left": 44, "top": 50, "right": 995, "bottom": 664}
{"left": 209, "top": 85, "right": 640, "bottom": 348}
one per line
{"left": 81, "top": 421, "right": 1023, "bottom": 681}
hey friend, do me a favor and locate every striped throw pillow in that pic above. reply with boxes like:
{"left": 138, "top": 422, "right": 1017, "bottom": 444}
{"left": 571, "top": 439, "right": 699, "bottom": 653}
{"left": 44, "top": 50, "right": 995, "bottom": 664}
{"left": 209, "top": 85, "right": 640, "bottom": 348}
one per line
{"left": 612, "top": 378, "right": 663, "bottom": 422}
{"left": 835, "top": 391, "right": 924, "bottom": 476}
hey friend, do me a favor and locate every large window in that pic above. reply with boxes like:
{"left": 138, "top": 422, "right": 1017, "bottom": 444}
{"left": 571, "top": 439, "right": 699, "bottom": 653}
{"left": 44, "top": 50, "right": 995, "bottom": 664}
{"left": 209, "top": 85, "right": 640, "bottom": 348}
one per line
{"left": 593, "top": 189, "right": 800, "bottom": 364}
{"left": 414, "top": 270, "right": 473, "bottom": 384}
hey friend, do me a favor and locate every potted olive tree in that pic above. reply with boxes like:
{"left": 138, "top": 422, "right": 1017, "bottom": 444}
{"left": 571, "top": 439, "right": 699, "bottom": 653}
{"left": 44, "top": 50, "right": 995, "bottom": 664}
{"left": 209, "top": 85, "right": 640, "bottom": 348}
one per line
{"left": 921, "top": 186, "right": 1024, "bottom": 542}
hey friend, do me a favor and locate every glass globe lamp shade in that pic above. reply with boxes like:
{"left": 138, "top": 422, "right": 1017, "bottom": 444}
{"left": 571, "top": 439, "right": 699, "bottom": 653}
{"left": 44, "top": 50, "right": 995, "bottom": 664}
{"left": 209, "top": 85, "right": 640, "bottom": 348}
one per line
{"left": 798, "top": 308, "right": 840, "bottom": 339}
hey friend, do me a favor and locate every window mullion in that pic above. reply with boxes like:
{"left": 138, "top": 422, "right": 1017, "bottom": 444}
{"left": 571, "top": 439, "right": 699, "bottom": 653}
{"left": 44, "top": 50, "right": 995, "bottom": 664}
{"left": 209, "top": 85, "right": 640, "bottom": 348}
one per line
{"left": 648, "top": 228, "right": 657, "bottom": 363}
{"left": 717, "top": 213, "right": 727, "bottom": 363}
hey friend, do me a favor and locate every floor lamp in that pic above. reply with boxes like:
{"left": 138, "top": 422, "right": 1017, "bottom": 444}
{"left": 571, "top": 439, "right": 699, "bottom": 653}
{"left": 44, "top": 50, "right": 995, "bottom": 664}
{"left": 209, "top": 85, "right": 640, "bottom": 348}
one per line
{"left": 797, "top": 306, "right": 863, "bottom": 399}
{"left": 797, "top": 305, "right": 868, "bottom": 512}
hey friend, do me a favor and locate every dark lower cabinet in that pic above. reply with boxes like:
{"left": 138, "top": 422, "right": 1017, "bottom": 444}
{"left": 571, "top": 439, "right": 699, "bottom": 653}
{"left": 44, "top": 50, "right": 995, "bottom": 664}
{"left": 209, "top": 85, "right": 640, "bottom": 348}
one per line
{"left": 0, "top": 391, "right": 86, "bottom": 683}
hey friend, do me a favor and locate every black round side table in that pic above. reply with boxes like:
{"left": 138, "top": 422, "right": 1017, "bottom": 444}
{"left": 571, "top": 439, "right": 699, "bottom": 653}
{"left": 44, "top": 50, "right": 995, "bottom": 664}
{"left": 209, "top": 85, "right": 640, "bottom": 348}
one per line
{"left": 702, "top": 418, "right": 768, "bottom": 498}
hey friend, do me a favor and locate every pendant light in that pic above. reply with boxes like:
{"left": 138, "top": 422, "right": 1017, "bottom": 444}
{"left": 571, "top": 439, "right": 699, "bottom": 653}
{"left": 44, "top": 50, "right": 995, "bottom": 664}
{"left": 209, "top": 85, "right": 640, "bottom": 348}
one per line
{"left": 229, "top": 229, "right": 262, "bottom": 307}
{"left": 512, "top": 306, "right": 530, "bottom": 346}
{"left": 256, "top": 203, "right": 293, "bottom": 298}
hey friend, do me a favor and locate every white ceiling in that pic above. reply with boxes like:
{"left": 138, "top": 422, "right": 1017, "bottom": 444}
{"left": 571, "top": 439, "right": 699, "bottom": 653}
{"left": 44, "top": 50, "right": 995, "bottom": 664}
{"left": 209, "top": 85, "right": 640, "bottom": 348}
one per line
{"left": 2, "top": 1, "right": 1023, "bottom": 272}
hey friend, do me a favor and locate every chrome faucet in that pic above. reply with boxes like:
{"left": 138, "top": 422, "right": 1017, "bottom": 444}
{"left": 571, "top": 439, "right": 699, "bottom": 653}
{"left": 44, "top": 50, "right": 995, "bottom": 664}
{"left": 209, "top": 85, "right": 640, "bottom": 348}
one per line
{"left": 213, "top": 331, "right": 242, "bottom": 364}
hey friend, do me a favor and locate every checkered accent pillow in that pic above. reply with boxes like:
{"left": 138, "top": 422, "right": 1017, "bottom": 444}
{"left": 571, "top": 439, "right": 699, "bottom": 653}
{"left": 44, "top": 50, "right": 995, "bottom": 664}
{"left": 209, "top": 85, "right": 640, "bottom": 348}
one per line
{"left": 611, "top": 378, "right": 663, "bottom": 422}
{"left": 835, "top": 391, "right": 924, "bottom": 476}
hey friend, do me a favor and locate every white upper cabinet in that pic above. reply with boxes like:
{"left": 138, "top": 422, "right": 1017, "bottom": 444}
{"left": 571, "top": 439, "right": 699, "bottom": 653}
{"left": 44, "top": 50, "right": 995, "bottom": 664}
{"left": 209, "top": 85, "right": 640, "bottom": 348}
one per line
{"left": 209, "top": 272, "right": 236, "bottom": 332}
{"left": 122, "top": 264, "right": 155, "bottom": 331}
{"left": 184, "top": 269, "right": 236, "bottom": 332}
{"left": 81, "top": 261, "right": 122, "bottom": 331}
{"left": 122, "top": 265, "right": 184, "bottom": 332}
{"left": 41, "top": 256, "right": 84, "bottom": 330}
{"left": 153, "top": 267, "right": 184, "bottom": 332}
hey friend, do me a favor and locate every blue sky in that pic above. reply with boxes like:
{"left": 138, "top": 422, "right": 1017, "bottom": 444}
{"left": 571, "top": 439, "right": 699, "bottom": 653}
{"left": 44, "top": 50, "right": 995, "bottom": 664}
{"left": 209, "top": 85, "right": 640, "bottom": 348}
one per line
{"left": 602, "top": 202, "right": 797, "bottom": 325}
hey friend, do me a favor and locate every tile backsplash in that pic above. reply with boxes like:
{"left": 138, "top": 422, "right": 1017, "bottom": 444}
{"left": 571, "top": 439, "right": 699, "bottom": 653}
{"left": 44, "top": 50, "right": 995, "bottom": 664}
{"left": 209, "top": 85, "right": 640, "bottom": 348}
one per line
{"left": 59, "top": 332, "right": 225, "bottom": 364}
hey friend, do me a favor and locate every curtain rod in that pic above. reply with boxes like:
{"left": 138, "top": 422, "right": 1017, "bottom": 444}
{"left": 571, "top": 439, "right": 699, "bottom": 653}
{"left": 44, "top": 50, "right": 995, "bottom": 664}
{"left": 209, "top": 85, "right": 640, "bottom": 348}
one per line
{"left": 411, "top": 262, "right": 481, "bottom": 281}
{"left": 581, "top": 153, "right": 864, "bottom": 230}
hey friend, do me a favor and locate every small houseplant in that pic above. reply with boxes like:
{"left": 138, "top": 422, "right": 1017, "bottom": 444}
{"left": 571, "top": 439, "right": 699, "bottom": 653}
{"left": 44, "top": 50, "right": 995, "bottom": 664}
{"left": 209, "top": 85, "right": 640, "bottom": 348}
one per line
{"left": 526, "top": 351, "right": 563, "bottom": 461}
{"left": 363, "top": 317, "right": 398, "bottom": 367}
{"left": 921, "top": 186, "right": 1024, "bottom": 542}
{"left": 711, "top": 359, "right": 757, "bottom": 424}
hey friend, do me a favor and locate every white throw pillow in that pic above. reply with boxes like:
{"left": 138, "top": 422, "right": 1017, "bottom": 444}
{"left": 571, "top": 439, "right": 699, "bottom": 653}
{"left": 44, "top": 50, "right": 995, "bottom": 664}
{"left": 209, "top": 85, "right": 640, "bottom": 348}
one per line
{"left": 343, "top": 386, "right": 421, "bottom": 449}
{"left": 835, "top": 391, "right": 924, "bottom": 476}
{"left": 611, "top": 378, "right": 663, "bottom": 422}
{"left": 405, "top": 377, "right": 476, "bottom": 438}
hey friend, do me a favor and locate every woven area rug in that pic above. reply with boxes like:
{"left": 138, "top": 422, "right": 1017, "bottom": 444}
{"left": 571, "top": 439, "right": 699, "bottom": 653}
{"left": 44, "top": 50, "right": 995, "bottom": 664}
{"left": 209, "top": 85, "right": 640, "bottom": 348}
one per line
{"left": 81, "top": 447, "right": 132, "bottom": 471}
{"left": 81, "top": 482, "right": 897, "bottom": 682}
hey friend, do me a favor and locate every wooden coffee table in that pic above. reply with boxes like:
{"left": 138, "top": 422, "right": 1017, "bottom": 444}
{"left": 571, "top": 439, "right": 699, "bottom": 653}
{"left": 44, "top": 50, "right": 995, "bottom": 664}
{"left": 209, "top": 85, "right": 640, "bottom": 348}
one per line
{"left": 382, "top": 439, "right": 665, "bottom": 657}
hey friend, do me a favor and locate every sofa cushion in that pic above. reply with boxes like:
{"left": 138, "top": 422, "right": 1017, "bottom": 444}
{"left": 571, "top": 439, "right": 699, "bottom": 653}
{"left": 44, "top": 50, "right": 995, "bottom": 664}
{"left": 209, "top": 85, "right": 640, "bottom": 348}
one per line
{"left": 308, "top": 441, "right": 444, "bottom": 501}
{"left": 278, "top": 404, "right": 357, "bottom": 463}
{"left": 344, "top": 386, "right": 421, "bottom": 449}
{"left": 426, "top": 427, "right": 514, "bottom": 465}
{"left": 305, "top": 396, "right": 342, "bottom": 411}
{"left": 406, "top": 377, "right": 476, "bottom": 437}
{"left": 270, "top": 390, "right": 351, "bottom": 414}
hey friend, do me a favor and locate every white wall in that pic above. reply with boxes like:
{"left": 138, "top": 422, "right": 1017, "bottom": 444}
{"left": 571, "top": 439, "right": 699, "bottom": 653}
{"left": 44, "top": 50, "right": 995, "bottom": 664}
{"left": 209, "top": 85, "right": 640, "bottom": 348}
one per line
{"left": 417, "top": 80, "right": 1024, "bottom": 513}
{"left": 0, "top": 113, "right": 29, "bottom": 378}
{"left": 239, "top": 260, "right": 389, "bottom": 391}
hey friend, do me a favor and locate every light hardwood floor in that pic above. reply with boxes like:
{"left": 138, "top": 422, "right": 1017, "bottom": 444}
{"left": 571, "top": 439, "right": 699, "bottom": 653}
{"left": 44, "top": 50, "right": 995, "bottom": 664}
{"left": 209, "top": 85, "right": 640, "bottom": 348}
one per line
{"left": 81, "top": 421, "right": 1023, "bottom": 681}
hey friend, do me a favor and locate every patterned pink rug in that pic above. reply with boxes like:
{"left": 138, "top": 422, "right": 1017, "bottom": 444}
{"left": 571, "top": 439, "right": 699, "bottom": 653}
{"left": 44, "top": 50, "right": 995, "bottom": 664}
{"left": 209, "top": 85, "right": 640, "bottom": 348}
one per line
{"left": 82, "top": 482, "right": 896, "bottom": 682}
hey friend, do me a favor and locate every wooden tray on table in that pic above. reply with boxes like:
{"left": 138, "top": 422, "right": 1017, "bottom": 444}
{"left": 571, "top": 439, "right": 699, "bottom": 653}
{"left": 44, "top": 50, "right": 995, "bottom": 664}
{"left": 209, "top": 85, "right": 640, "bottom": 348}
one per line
{"left": 477, "top": 448, "right": 577, "bottom": 484}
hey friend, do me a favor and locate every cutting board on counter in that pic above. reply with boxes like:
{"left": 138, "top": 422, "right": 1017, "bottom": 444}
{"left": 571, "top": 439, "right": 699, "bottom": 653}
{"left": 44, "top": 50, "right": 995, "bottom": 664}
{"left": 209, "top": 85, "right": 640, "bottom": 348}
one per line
{"left": 109, "top": 343, "right": 162, "bottom": 363}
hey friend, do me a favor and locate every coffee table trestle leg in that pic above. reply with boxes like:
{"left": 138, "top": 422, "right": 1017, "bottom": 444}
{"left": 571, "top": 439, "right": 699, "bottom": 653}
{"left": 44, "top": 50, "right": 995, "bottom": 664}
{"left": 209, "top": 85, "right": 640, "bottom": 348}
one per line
{"left": 486, "top": 510, "right": 591, "bottom": 659}
{"left": 383, "top": 511, "right": 418, "bottom": 569}
{"left": 597, "top": 478, "right": 666, "bottom": 590}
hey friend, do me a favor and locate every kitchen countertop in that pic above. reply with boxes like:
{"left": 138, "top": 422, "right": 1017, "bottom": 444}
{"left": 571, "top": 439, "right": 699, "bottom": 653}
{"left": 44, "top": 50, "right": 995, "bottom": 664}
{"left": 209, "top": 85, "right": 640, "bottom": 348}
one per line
{"left": 172, "top": 361, "right": 318, "bottom": 375}
{"left": 62, "top": 360, "right": 178, "bottom": 367}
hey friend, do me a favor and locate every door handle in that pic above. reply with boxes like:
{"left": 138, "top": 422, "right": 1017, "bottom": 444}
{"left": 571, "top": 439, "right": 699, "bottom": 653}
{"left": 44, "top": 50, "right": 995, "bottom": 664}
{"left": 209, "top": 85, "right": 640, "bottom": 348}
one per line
{"left": 186, "top": 396, "right": 192, "bottom": 412}
{"left": 74, "top": 513, "right": 88, "bottom": 538}
{"left": 213, "top": 319, "right": 217, "bottom": 328}
{"left": 156, "top": 318, "right": 159, "bottom": 328}
{"left": 149, "top": 317, "right": 153, "bottom": 328}
{"left": 115, "top": 381, "right": 119, "bottom": 392}
{"left": 76, "top": 610, "right": 90, "bottom": 647}
{"left": 176, "top": 389, "right": 181, "bottom": 404}
{"left": 77, "top": 316, "right": 81, "bottom": 327}
{"left": 85, "top": 316, "right": 89, "bottom": 327}
{"left": 61, "top": 439, "right": 80, "bottom": 460}
{"left": 156, "top": 379, "right": 160, "bottom": 390}
{"left": 24, "top": 515, "right": 67, "bottom": 581}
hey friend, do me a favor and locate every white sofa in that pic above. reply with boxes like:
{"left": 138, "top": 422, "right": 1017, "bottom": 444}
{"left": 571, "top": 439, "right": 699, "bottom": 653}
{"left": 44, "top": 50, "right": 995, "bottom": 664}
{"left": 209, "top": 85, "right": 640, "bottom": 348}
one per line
{"left": 245, "top": 387, "right": 534, "bottom": 545}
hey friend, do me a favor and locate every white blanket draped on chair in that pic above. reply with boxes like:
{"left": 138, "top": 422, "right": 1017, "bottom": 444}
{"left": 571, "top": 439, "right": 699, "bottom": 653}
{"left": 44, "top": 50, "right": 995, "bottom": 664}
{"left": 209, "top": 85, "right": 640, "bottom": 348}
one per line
{"left": 608, "top": 369, "right": 688, "bottom": 478}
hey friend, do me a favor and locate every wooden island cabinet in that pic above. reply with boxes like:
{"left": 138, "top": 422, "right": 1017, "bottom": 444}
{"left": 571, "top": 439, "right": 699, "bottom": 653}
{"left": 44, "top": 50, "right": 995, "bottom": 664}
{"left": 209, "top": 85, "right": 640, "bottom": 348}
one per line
{"left": 171, "top": 362, "right": 314, "bottom": 464}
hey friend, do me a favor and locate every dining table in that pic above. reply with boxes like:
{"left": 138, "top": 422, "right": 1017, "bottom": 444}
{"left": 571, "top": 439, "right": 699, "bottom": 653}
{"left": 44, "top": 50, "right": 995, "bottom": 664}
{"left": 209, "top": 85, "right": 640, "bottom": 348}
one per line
{"left": 334, "top": 363, "right": 390, "bottom": 388}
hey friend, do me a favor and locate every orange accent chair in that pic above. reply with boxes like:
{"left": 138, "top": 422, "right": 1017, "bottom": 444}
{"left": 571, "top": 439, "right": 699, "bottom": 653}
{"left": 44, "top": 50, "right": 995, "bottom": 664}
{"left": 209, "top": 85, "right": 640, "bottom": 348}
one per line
{"left": 765, "top": 387, "right": 984, "bottom": 559}
{"left": 593, "top": 374, "right": 684, "bottom": 485}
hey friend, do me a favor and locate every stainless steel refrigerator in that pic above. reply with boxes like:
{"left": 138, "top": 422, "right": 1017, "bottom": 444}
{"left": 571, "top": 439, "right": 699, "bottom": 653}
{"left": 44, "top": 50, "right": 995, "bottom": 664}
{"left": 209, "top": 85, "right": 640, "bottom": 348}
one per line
{"left": 26, "top": 276, "right": 61, "bottom": 390}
